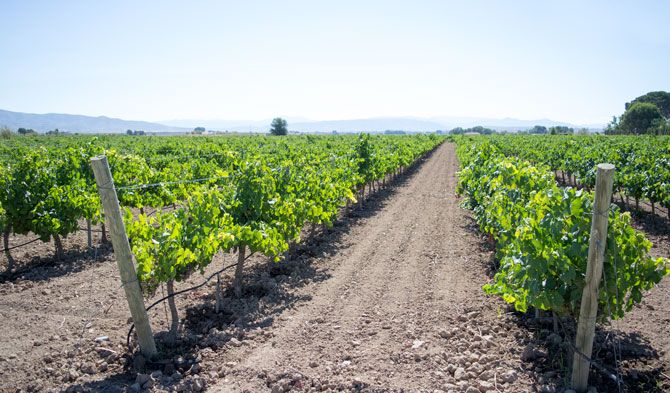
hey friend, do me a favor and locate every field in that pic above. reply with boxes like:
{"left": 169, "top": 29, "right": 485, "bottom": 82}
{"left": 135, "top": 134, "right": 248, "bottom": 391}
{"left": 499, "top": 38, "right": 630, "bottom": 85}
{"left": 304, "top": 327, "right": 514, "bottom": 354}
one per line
{"left": 0, "top": 134, "right": 669, "bottom": 393}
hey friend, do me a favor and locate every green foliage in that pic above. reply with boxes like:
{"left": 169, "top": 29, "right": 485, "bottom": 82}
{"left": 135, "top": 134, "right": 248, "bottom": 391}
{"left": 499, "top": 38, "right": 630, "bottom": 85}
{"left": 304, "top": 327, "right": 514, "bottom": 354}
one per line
{"left": 549, "top": 126, "right": 573, "bottom": 135}
{"left": 619, "top": 102, "right": 665, "bottom": 135}
{"left": 125, "top": 190, "right": 236, "bottom": 293}
{"left": 463, "top": 134, "right": 670, "bottom": 213}
{"left": 604, "top": 116, "right": 619, "bottom": 135}
{"left": 121, "top": 134, "right": 442, "bottom": 291}
{"left": 626, "top": 91, "right": 670, "bottom": 118}
{"left": 17, "top": 128, "right": 37, "bottom": 135}
{"left": 0, "top": 191, "right": 6, "bottom": 233}
{"left": 1, "top": 127, "right": 13, "bottom": 139}
{"left": 0, "top": 147, "right": 101, "bottom": 243}
{"left": 655, "top": 118, "right": 670, "bottom": 135}
{"left": 269, "top": 118, "right": 288, "bottom": 136}
{"left": 449, "top": 126, "right": 495, "bottom": 135}
{"left": 609, "top": 91, "right": 670, "bottom": 135}
{"left": 0, "top": 133, "right": 444, "bottom": 290}
{"left": 529, "top": 125, "right": 548, "bottom": 134}
{"left": 456, "top": 140, "right": 669, "bottom": 321}
{"left": 356, "top": 133, "right": 374, "bottom": 183}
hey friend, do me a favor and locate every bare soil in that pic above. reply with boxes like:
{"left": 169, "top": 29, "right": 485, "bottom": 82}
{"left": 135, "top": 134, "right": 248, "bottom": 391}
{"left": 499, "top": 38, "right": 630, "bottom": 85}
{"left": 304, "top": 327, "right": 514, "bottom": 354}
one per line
{"left": 0, "top": 143, "right": 668, "bottom": 393}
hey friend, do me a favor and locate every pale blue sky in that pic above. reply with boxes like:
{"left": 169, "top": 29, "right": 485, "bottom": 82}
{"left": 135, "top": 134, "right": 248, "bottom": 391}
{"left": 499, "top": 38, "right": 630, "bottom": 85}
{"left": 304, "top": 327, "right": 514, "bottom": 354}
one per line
{"left": 1, "top": 0, "right": 668, "bottom": 125}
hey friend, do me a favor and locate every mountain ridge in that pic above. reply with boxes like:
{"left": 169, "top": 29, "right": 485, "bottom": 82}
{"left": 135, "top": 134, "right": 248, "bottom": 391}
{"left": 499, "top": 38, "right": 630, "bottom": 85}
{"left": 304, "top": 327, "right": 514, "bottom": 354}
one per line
{"left": 0, "top": 109, "right": 604, "bottom": 133}
{"left": 0, "top": 109, "right": 188, "bottom": 133}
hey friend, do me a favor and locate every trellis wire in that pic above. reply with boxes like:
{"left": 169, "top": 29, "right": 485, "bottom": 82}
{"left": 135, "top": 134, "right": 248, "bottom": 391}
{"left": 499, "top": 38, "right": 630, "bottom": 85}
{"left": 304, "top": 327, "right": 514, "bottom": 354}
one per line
{"left": 125, "top": 252, "right": 256, "bottom": 351}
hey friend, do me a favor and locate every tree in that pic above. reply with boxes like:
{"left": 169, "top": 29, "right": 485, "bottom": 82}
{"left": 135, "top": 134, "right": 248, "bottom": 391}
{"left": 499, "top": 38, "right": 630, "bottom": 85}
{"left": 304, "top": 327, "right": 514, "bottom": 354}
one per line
{"left": 126, "top": 129, "right": 133, "bottom": 135}
{"left": 449, "top": 126, "right": 495, "bottom": 135}
{"left": 529, "top": 125, "right": 548, "bottom": 134}
{"left": 549, "top": 126, "right": 574, "bottom": 135}
{"left": 655, "top": 119, "right": 670, "bottom": 135}
{"left": 619, "top": 102, "right": 664, "bottom": 135}
{"left": 17, "top": 127, "right": 36, "bottom": 135}
{"left": 193, "top": 127, "right": 205, "bottom": 134}
{"left": 0, "top": 126, "right": 13, "bottom": 139}
{"left": 269, "top": 118, "right": 288, "bottom": 136}
{"left": 626, "top": 91, "right": 670, "bottom": 118}
{"left": 604, "top": 116, "right": 620, "bottom": 135}
{"left": 470, "top": 126, "right": 495, "bottom": 135}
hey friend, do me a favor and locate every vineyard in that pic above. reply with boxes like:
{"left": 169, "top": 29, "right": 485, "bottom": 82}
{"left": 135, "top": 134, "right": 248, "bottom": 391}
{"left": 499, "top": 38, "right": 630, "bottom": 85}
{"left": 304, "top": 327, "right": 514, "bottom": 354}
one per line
{"left": 455, "top": 136, "right": 668, "bottom": 319}
{"left": 478, "top": 135, "right": 670, "bottom": 218}
{"left": 0, "top": 134, "right": 669, "bottom": 392}
{"left": 1, "top": 133, "right": 443, "bottom": 271}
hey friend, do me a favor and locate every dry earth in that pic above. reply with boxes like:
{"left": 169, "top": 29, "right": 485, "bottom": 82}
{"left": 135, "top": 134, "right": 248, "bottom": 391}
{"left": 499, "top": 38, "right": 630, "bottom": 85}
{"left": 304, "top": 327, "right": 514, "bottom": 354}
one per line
{"left": 0, "top": 142, "right": 668, "bottom": 393}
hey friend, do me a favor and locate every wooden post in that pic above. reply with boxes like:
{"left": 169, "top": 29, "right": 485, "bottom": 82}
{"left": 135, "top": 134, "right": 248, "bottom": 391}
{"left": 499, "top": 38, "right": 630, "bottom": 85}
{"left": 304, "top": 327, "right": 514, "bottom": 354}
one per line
{"left": 86, "top": 219, "right": 92, "bottom": 249}
{"left": 571, "top": 163, "right": 615, "bottom": 392}
{"left": 90, "top": 156, "right": 157, "bottom": 358}
{"left": 215, "top": 273, "right": 223, "bottom": 313}
{"left": 233, "top": 244, "right": 246, "bottom": 297}
{"left": 101, "top": 222, "right": 108, "bottom": 243}
{"left": 3, "top": 227, "right": 14, "bottom": 272}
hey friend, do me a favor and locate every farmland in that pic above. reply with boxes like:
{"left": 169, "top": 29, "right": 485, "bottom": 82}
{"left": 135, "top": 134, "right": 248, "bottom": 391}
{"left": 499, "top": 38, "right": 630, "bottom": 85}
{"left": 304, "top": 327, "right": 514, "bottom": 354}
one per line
{"left": 0, "top": 134, "right": 668, "bottom": 392}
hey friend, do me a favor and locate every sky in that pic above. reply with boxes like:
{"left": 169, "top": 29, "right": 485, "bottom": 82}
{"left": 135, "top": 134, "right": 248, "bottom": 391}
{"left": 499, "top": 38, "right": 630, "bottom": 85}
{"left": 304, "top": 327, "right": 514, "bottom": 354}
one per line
{"left": 1, "top": 0, "right": 669, "bottom": 125}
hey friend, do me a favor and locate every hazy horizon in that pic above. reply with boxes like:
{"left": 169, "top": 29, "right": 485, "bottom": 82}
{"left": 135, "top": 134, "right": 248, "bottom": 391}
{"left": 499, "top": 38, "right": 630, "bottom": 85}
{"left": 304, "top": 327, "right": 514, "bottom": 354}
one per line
{"left": 1, "top": 1, "right": 669, "bottom": 125}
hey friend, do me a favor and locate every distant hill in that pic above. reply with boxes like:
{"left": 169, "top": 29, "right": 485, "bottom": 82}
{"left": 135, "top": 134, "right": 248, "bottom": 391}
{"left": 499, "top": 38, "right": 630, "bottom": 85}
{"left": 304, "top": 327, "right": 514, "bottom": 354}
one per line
{"left": 0, "top": 108, "right": 604, "bottom": 134}
{"left": 0, "top": 109, "right": 188, "bottom": 133}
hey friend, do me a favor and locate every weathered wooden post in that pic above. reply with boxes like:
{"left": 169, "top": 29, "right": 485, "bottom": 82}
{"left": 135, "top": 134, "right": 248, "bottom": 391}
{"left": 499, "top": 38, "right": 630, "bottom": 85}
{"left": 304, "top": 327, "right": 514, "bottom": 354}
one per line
{"left": 233, "top": 244, "right": 246, "bottom": 297}
{"left": 571, "top": 163, "right": 615, "bottom": 392}
{"left": 91, "top": 156, "right": 157, "bottom": 358}
{"left": 86, "top": 219, "right": 92, "bottom": 249}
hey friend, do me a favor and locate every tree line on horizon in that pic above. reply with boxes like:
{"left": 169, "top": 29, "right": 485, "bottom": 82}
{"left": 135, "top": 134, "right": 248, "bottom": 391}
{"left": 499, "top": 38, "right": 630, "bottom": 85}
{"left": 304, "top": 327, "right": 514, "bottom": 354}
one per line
{"left": 448, "top": 125, "right": 586, "bottom": 135}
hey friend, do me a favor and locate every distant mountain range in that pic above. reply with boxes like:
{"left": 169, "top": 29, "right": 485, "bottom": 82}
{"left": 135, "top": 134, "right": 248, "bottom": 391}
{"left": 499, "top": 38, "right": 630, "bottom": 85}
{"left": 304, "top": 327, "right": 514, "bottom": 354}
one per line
{"left": 0, "top": 109, "right": 604, "bottom": 134}
{"left": 0, "top": 109, "right": 188, "bottom": 133}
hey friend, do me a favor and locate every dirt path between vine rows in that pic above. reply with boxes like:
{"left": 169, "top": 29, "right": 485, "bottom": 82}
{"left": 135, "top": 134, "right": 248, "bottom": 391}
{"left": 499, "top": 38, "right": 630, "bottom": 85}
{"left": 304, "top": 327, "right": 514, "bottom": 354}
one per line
{"left": 208, "top": 143, "right": 538, "bottom": 392}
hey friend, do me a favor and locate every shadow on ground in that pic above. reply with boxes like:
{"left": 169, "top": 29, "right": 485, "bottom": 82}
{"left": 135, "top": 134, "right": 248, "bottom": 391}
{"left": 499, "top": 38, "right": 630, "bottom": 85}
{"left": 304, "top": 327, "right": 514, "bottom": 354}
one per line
{"left": 516, "top": 314, "right": 667, "bottom": 393}
{"left": 618, "top": 203, "right": 670, "bottom": 239}
{"left": 0, "top": 243, "right": 112, "bottom": 284}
